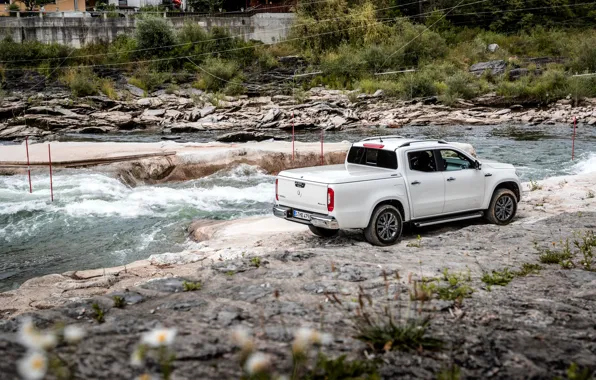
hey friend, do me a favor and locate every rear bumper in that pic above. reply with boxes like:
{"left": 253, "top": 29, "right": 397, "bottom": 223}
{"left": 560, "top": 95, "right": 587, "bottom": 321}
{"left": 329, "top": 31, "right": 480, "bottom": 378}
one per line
{"left": 272, "top": 205, "right": 340, "bottom": 230}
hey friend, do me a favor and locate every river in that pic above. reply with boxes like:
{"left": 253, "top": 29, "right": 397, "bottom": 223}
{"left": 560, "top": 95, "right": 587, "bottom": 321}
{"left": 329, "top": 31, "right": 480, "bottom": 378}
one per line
{"left": 1, "top": 124, "right": 595, "bottom": 291}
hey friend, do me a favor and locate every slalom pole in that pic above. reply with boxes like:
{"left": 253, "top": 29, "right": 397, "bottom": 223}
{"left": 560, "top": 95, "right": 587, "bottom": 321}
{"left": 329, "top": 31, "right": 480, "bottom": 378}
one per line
{"left": 25, "top": 136, "right": 32, "bottom": 193}
{"left": 320, "top": 129, "right": 324, "bottom": 165}
{"left": 571, "top": 116, "right": 577, "bottom": 161}
{"left": 48, "top": 144, "right": 53, "bottom": 202}
{"left": 292, "top": 111, "right": 295, "bottom": 162}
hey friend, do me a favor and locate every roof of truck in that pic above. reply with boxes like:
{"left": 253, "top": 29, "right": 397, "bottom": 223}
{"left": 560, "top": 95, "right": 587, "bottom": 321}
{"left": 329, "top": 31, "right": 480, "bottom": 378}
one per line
{"left": 353, "top": 136, "right": 451, "bottom": 151}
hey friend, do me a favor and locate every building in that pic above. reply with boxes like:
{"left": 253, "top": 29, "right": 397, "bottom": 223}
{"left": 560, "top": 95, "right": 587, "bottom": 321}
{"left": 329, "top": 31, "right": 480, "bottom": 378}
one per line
{"left": 1, "top": 0, "right": 87, "bottom": 15}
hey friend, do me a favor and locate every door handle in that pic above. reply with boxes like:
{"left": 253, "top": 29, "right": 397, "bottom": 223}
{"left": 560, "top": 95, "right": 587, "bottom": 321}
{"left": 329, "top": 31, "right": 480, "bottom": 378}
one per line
{"left": 447, "top": 177, "right": 456, "bottom": 182}
{"left": 411, "top": 181, "right": 421, "bottom": 185}
{"left": 485, "top": 173, "right": 493, "bottom": 177}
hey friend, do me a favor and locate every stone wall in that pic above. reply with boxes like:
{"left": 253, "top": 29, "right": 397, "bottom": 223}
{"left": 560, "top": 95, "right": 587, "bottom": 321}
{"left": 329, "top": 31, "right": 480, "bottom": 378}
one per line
{"left": 0, "top": 13, "right": 295, "bottom": 47}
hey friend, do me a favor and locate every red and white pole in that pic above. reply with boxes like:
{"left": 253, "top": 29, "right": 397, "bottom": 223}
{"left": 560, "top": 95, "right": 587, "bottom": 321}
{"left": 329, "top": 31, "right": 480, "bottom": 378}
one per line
{"left": 320, "top": 129, "right": 324, "bottom": 165}
{"left": 25, "top": 136, "right": 32, "bottom": 193}
{"left": 292, "top": 111, "right": 295, "bottom": 162}
{"left": 572, "top": 116, "right": 577, "bottom": 161}
{"left": 48, "top": 144, "right": 54, "bottom": 202}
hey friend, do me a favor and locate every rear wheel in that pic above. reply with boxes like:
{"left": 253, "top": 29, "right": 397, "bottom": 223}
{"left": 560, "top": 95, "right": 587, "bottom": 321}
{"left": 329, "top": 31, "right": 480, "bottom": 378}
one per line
{"left": 308, "top": 225, "right": 339, "bottom": 238}
{"left": 485, "top": 189, "right": 517, "bottom": 225}
{"left": 364, "top": 204, "right": 403, "bottom": 246}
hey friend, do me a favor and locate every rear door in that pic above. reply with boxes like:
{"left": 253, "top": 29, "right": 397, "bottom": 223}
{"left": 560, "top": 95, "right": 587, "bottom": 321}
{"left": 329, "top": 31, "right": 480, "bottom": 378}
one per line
{"left": 405, "top": 149, "right": 445, "bottom": 219}
{"left": 437, "top": 149, "right": 485, "bottom": 213}
{"left": 277, "top": 176, "right": 328, "bottom": 214}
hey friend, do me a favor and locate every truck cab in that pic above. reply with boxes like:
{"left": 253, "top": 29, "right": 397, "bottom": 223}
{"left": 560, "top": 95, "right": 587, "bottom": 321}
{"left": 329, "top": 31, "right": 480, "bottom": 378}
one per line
{"left": 273, "top": 136, "right": 522, "bottom": 246}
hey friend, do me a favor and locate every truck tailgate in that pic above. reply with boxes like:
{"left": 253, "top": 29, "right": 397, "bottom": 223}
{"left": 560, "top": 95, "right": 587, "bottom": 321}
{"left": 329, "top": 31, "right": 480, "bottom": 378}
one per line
{"left": 277, "top": 176, "right": 328, "bottom": 214}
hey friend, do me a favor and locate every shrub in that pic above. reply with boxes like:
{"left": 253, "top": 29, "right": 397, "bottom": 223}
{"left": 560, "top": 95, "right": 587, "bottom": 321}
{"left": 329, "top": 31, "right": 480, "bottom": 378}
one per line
{"left": 59, "top": 68, "right": 98, "bottom": 97}
{"left": 99, "top": 79, "right": 118, "bottom": 100}
{"left": 129, "top": 67, "right": 171, "bottom": 93}
{"left": 182, "top": 281, "right": 202, "bottom": 291}
{"left": 497, "top": 69, "right": 569, "bottom": 104}
{"left": 194, "top": 57, "right": 240, "bottom": 92}
{"left": 442, "top": 70, "right": 485, "bottom": 100}
{"left": 135, "top": 17, "right": 176, "bottom": 58}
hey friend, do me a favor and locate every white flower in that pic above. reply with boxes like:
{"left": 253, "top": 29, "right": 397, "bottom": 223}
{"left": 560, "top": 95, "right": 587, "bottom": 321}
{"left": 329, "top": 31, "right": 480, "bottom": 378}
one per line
{"left": 130, "top": 348, "right": 144, "bottom": 367}
{"left": 231, "top": 326, "right": 254, "bottom": 351}
{"left": 292, "top": 327, "right": 332, "bottom": 353}
{"left": 244, "top": 352, "right": 271, "bottom": 375}
{"left": 63, "top": 325, "right": 86, "bottom": 344}
{"left": 17, "top": 351, "right": 48, "bottom": 380}
{"left": 18, "top": 317, "right": 58, "bottom": 351}
{"left": 141, "top": 327, "right": 177, "bottom": 348}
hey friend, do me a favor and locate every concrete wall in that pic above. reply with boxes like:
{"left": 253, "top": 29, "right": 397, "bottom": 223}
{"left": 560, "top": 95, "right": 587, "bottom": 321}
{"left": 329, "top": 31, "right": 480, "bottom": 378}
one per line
{"left": 0, "top": 13, "right": 295, "bottom": 47}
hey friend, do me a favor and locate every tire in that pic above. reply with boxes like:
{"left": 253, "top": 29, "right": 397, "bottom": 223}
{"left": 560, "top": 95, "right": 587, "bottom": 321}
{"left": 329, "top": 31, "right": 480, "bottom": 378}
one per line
{"left": 485, "top": 188, "right": 517, "bottom": 225}
{"left": 364, "top": 204, "right": 403, "bottom": 246}
{"left": 308, "top": 225, "right": 339, "bottom": 238}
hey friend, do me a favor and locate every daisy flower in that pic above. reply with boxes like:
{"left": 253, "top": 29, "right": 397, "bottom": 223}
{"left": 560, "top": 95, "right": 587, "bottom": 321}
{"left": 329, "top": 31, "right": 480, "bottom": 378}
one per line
{"left": 141, "top": 327, "right": 177, "bottom": 348}
{"left": 17, "top": 351, "right": 48, "bottom": 380}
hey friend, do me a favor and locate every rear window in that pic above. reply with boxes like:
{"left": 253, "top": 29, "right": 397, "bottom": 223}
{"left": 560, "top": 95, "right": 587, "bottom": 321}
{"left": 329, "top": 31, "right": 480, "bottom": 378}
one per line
{"left": 347, "top": 147, "right": 398, "bottom": 169}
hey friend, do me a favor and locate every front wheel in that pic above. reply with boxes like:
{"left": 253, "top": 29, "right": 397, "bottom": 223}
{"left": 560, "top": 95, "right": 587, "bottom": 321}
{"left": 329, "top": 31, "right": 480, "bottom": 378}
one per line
{"left": 485, "top": 188, "right": 517, "bottom": 225}
{"left": 364, "top": 204, "right": 403, "bottom": 246}
{"left": 308, "top": 225, "right": 339, "bottom": 238}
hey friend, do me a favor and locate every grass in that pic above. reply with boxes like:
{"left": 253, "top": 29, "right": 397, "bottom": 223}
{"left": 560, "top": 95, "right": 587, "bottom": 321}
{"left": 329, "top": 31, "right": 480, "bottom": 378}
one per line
{"left": 112, "top": 296, "right": 126, "bottom": 308}
{"left": 537, "top": 239, "right": 573, "bottom": 266}
{"left": 517, "top": 263, "right": 543, "bottom": 276}
{"left": 353, "top": 314, "right": 443, "bottom": 352}
{"left": 303, "top": 353, "right": 379, "bottom": 380}
{"left": 182, "top": 281, "right": 202, "bottom": 291}
{"left": 437, "top": 364, "right": 461, "bottom": 380}
{"left": 481, "top": 268, "right": 516, "bottom": 290}
{"left": 529, "top": 180, "right": 542, "bottom": 191}
{"left": 99, "top": 79, "right": 118, "bottom": 100}
{"left": 59, "top": 68, "right": 99, "bottom": 97}
{"left": 91, "top": 303, "right": 105, "bottom": 324}
{"left": 410, "top": 269, "right": 474, "bottom": 303}
{"left": 574, "top": 231, "right": 595, "bottom": 271}
{"left": 406, "top": 235, "right": 422, "bottom": 248}
{"left": 250, "top": 257, "right": 262, "bottom": 268}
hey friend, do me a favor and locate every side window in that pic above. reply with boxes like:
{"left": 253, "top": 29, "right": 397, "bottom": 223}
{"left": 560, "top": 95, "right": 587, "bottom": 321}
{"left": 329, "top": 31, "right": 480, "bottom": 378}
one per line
{"left": 408, "top": 150, "right": 437, "bottom": 173}
{"left": 439, "top": 150, "right": 475, "bottom": 171}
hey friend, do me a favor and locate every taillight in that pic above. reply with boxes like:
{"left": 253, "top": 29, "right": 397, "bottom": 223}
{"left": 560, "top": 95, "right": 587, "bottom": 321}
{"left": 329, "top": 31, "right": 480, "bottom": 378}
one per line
{"left": 275, "top": 178, "right": 279, "bottom": 201}
{"left": 327, "top": 187, "right": 334, "bottom": 212}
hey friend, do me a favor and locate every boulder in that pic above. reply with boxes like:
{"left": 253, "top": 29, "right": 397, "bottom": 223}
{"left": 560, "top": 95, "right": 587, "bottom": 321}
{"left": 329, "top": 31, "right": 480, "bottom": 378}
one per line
{"left": 0, "top": 103, "right": 27, "bottom": 120}
{"left": 26, "top": 106, "right": 82, "bottom": 118}
{"left": 469, "top": 60, "right": 507, "bottom": 76}
{"left": 90, "top": 111, "right": 136, "bottom": 129}
{"left": 141, "top": 109, "right": 166, "bottom": 117}
{"left": 216, "top": 131, "right": 275, "bottom": 143}
{"left": 261, "top": 108, "right": 281, "bottom": 123}
{"left": 137, "top": 98, "right": 164, "bottom": 108}
{"left": 200, "top": 105, "right": 216, "bottom": 118}
{"left": 487, "top": 43, "right": 499, "bottom": 52}
{"left": 125, "top": 84, "right": 145, "bottom": 97}
{"left": 0, "top": 125, "right": 48, "bottom": 139}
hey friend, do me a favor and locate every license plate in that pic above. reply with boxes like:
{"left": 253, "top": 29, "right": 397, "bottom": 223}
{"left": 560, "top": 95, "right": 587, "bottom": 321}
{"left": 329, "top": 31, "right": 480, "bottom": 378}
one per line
{"left": 293, "top": 210, "right": 311, "bottom": 221}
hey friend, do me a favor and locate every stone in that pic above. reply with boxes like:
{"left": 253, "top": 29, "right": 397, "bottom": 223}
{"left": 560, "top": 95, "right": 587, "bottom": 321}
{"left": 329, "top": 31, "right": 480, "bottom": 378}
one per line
{"left": 469, "top": 60, "right": 507, "bottom": 76}
{"left": 27, "top": 106, "right": 81, "bottom": 118}
{"left": 0, "top": 103, "right": 27, "bottom": 120}
{"left": 125, "top": 84, "right": 146, "bottom": 97}
{"left": 138, "top": 277, "right": 192, "bottom": 293}
{"left": 142, "top": 109, "right": 166, "bottom": 117}
{"left": 261, "top": 108, "right": 281, "bottom": 123}
{"left": 373, "top": 89, "right": 385, "bottom": 97}
{"left": 216, "top": 131, "right": 274, "bottom": 143}
{"left": 487, "top": 43, "right": 499, "bottom": 52}
{"left": 90, "top": 111, "right": 136, "bottom": 129}
{"left": 200, "top": 106, "right": 216, "bottom": 118}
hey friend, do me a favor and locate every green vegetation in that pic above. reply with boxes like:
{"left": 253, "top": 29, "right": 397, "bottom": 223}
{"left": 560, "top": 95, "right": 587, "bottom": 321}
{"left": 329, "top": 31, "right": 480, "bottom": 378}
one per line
{"left": 534, "top": 233, "right": 595, "bottom": 271}
{"left": 437, "top": 364, "right": 461, "bottom": 380}
{"left": 481, "top": 268, "right": 516, "bottom": 290}
{"left": 182, "top": 281, "right": 202, "bottom": 291}
{"left": 517, "top": 263, "right": 543, "bottom": 277}
{"left": 112, "top": 296, "right": 126, "bottom": 308}
{"left": 250, "top": 257, "right": 262, "bottom": 268}
{"left": 411, "top": 269, "right": 474, "bottom": 302}
{"left": 2, "top": 1, "right": 596, "bottom": 103}
{"left": 303, "top": 354, "right": 379, "bottom": 380}
{"left": 91, "top": 303, "right": 105, "bottom": 323}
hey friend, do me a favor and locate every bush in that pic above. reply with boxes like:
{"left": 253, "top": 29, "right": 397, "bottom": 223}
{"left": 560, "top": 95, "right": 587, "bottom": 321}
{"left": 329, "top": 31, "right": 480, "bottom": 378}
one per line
{"left": 99, "top": 79, "right": 118, "bottom": 100}
{"left": 194, "top": 57, "right": 240, "bottom": 92}
{"left": 135, "top": 17, "right": 176, "bottom": 58}
{"left": 357, "top": 78, "right": 402, "bottom": 97}
{"left": 129, "top": 67, "right": 171, "bottom": 93}
{"left": 59, "top": 68, "right": 99, "bottom": 97}
{"left": 497, "top": 69, "right": 569, "bottom": 104}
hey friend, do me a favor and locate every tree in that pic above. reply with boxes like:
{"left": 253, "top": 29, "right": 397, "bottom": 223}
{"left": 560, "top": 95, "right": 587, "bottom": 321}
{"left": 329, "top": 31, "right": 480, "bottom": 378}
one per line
{"left": 187, "top": 0, "right": 223, "bottom": 13}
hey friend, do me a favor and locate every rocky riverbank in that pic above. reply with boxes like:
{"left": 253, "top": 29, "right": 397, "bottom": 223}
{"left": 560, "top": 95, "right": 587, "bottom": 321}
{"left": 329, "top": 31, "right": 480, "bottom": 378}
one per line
{"left": 1, "top": 86, "right": 595, "bottom": 142}
{"left": 1, "top": 171, "right": 595, "bottom": 379}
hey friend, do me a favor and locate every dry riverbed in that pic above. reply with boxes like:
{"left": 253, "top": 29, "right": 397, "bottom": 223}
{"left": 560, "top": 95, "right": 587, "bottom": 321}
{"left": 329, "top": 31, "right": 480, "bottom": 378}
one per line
{"left": 0, "top": 169, "right": 595, "bottom": 379}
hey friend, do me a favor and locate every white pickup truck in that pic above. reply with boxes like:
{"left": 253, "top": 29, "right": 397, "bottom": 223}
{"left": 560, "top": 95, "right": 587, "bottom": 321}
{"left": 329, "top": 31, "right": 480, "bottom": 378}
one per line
{"left": 273, "top": 136, "right": 522, "bottom": 246}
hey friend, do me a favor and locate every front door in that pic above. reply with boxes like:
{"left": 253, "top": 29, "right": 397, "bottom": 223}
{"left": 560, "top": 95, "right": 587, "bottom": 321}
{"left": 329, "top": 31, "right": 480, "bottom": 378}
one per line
{"left": 406, "top": 149, "right": 445, "bottom": 219}
{"left": 437, "top": 149, "right": 485, "bottom": 213}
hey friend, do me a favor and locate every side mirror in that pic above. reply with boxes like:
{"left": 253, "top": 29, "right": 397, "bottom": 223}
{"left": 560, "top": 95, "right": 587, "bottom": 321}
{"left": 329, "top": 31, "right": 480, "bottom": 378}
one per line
{"left": 475, "top": 160, "right": 482, "bottom": 170}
